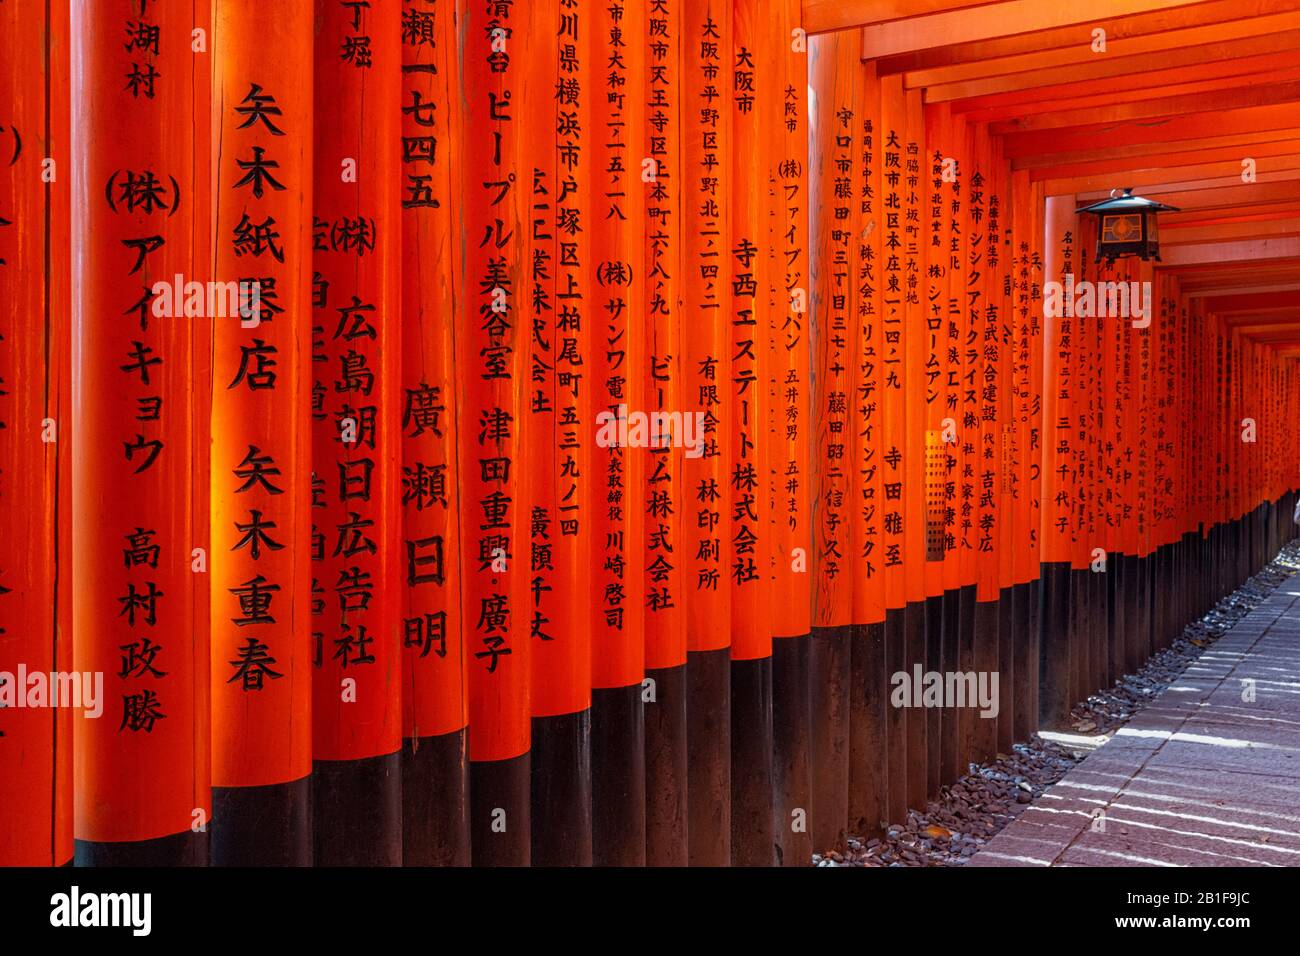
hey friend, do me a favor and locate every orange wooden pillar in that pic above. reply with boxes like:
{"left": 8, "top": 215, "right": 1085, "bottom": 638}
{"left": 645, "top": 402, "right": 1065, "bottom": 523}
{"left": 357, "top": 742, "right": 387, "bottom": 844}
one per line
{"left": 941, "top": 111, "right": 967, "bottom": 776}
{"left": 641, "top": 0, "right": 688, "bottom": 868}
{"left": 900, "top": 86, "right": 928, "bottom": 813}
{"left": 969, "top": 124, "right": 1014, "bottom": 757}
{"left": 1120, "top": 255, "right": 1144, "bottom": 669}
{"left": 847, "top": 59, "right": 887, "bottom": 842}
{"left": 1201, "top": 303, "right": 1214, "bottom": 606}
{"left": 1010, "top": 169, "right": 1043, "bottom": 743}
{"left": 808, "top": 28, "right": 856, "bottom": 854}
{"left": 728, "top": 0, "right": 774, "bottom": 867}
{"left": 1210, "top": 321, "right": 1221, "bottom": 593}
{"left": 1244, "top": 334, "right": 1259, "bottom": 575}
{"left": 208, "top": 0, "right": 314, "bottom": 868}
{"left": 588, "top": 0, "right": 649, "bottom": 869}
{"left": 1230, "top": 326, "right": 1243, "bottom": 591}
{"left": 1237, "top": 332, "right": 1250, "bottom": 575}
{"left": 877, "top": 70, "right": 909, "bottom": 825}
{"left": 681, "top": 0, "right": 732, "bottom": 867}
{"left": 1151, "top": 276, "right": 1174, "bottom": 653}
{"left": 1096, "top": 234, "right": 1123, "bottom": 687}
{"left": 1107, "top": 252, "right": 1138, "bottom": 676}
{"left": 522, "top": 0, "right": 595, "bottom": 867}
{"left": 636, "top": 0, "right": 691, "bottom": 868}
{"left": 1229, "top": 329, "right": 1241, "bottom": 584}
{"left": 1243, "top": 338, "right": 1254, "bottom": 571}
{"left": 1134, "top": 257, "right": 1155, "bottom": 665}
{"left": 920, "top": 103, "right": 952, "bottom": 793}
{"left": 1220, "top": 320, "right": 1233, "bottom": 596}
{"left": 398, "top": 0, "right": 470, "bottom": 867}
{"left": 1171, "top": 282, "right": 1192, "bottom": 644}
{"left": 310, "top": 0, "right": 402, "bottom": 866}
{"left": 1038, "top": 194, "right": 1076, "bottom": 730}
{"left": 457, "top": 0, "right": 531, "bottom": 867}
{"left": 1067, "top": 226, "right": 1089, "bottom": 707}
{"left": 769, "top": 0, "right": 813, "bottom": 865}
{"left": 1191, "top": 307, "right": 1202, "bottom": 621}
{"left": 1118, "top": 251, "right": 1138, "bottom": 676}
{"left": 72, "top": 0, "right": 211, "bottom": 865}
{"left": 1027, "top": 179, "right": 1045, "bottom": 728}
{"left": 990, "top": 143, "right": 1031, "bottom": 744}
{"left": 1197, "top": 303, "right": 1214, "bottom": 612}
{"left": 1072, "top": 223, "right": 1095, "bottom": 690}
{"left": 0, "top": 0, "right": 71, "bottom": 868}
{"left": 1202, "top": 324, "right": 1215, "bottom": 623}
{"left": 1174, "top": 296, "right": 1192, "bottom": 636}
{"left": 957, "top": 118, "right": 999, "bottom": 770}
{"left": 1148, "top": 275, "right": 1166, "bottom": 656}
{"left": 1075, "top": 241, "right": 1102, "bottom": 699}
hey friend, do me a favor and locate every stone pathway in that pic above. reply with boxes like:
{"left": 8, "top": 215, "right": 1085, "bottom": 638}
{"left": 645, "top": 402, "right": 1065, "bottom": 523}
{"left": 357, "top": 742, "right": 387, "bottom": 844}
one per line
{"left": 968, "top": 579, "right": 1300, "bottom": 867}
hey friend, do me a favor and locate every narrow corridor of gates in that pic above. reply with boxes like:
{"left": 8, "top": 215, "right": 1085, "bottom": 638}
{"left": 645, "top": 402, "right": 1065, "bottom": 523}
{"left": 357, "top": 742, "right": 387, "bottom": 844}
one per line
{"left": 802, "top": 3, "right": 1300, "bottom": 860}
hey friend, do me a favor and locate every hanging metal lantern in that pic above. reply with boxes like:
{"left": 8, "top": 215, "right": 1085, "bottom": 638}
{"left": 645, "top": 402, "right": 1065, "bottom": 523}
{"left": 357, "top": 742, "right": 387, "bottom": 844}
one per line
{"left": 1078, "top": 188, "right": 1179, "bottom": 263}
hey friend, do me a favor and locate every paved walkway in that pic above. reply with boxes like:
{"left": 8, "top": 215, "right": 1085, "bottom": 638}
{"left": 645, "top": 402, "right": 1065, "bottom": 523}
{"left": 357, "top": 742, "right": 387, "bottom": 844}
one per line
{"left": 968, "top": 580, "right": 1300, "bottom": 867}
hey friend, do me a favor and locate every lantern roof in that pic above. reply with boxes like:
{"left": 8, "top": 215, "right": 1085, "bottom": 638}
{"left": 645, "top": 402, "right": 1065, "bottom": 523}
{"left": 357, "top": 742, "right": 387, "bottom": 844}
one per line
{"left": 1077, "top": 187, "right": 1179, "bottom": 215}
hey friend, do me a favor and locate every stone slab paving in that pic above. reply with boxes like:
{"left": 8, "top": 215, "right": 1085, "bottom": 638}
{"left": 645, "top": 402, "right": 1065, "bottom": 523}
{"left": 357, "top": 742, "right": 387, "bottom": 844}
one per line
{"left": 967, "top": 578, "right": 1300, "bottom": 867}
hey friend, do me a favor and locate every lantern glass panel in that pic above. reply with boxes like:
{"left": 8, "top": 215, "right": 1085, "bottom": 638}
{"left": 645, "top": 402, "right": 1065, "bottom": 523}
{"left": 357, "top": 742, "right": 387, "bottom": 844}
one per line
{"left": 1102, "top": 213, "right": 1142, "bottom": 244}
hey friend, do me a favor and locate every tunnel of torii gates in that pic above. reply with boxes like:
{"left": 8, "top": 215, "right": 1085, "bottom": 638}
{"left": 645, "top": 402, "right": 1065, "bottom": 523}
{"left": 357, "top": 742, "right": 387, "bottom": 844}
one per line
{"left": 1, "top": 0, "right": 1299, "bottom": 869}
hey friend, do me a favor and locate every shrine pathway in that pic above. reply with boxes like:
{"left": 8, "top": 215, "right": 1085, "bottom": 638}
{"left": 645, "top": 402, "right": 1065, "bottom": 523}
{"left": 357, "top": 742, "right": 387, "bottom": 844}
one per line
{"left": 968, "top": 581, "right": 1300, "bottom": 867}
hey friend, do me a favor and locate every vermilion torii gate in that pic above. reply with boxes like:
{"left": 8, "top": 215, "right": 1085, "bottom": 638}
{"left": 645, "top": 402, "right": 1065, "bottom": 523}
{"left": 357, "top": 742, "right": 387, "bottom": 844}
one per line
{"left": 0, "top": 0, "right": 1296, "bottom": 868}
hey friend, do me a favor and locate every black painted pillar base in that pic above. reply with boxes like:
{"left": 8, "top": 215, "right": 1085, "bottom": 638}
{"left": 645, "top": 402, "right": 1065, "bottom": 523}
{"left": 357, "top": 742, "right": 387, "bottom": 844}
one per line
{"left": 403, "top": 728, "right": 470, "bottom": 866}
{"left": 1106, "top": 551, "right": 1123, "bottom": 687}
{"left": 1122, "top": 552, "right": 1142, "bottom": 675}
{"left": 809, "top": 625, "right": 849, "bottom": 854}
{"left": 687, "top": 646, "right": 730, "bottom": 866}
{"left": 592, "top": 683, "right": 646, "bottom": 867}
{"left": 644, "top": 663, "right": 688, "bottom": 866}
{"left": 973, "top": 594, "right": 1000, "bottom": 765}
{"left": 313, "top": 751, "right": 401, "bottom": 866}
{"left": 1082, "top": 566, "right": 1101, "bottom": 701}
{"left": 956, "top": 589, "right": 974, "bottom": 771}
{"left": 1010, "top": 582, "right": 1035, "bottom": 743}
{"left": 940, "top": 590, "right": 961, "bottom": 786}
{"left": 75, "top": 829, "right": 208, "bottom": 867}
{"left": 1141, "top": 551, "right": 1155, "bottom": 664}
{"left": 848, "top": 622, "right": 886, "bottom": 840}
{"left": 903, "top": 601, "right": 928, "bottom": 812}
{"left": 470, "top": 751, "right": 530, "bottom": 866}
{"left": 1066, "top": 566, "right": 1084, "bottom": 709}
{"left": 924, "top": 593, "right": 944, "bottom": 801}
{"left": 530, "top": 709, "right": 593, "bottom": 866}
{"left": 731, "top": 655, "right": 775, "bottom": 866}
{"left": 995, "top": 587, "right": 1015, "bottom": 755}
{"left": 883, "top": 608, "right": 908, "bottom": 823}
{"left": 1153, "top": 544, "right": 1170, "bottom": 653}
{"left": 212, "top": 775, "right": 312, "bottom": 866}
{"left": 773, "top": 634, "right": 812, "bottom": 865}
{"left": 1038, "top": 562, "right": 1072, "bottom": 730}
{"left": 958, "top": 585, "right": 977, "bottom": 769}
